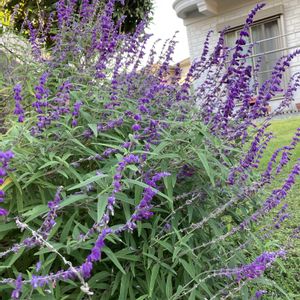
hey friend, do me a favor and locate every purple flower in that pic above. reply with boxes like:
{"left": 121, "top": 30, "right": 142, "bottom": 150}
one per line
{"left": 11, "top": 274, "right": 22, "bottom": 299}
{"left": 132, "top": 172, "right": 170, "bottom": 222}
{"left": 132, "top": 124, "right": 141, "bottom": 131}
{"left": 235, "top": 250, "right": 285, "bottom": 281}
{"left": 34, "top": 72, "right": 49, "bottom": 104}
{"left": 134, "top": 114, "right": 142, "bottom": 121}
{"left": 71, "top": 101, "right": 82, "bottom": 127}
{"left": 30, "top": 275, "right": 47, "bottom": 289}
{"left": 27, "top": 21, "right": 41, "bottom": 58}
{"left": 0, "top": 150, "right": 14, "bottom": 217}
{"left": 13, "top": 84, "right": 25, "bottom": 122}
{"left": 81, "top": 261, "right": 93, "bottom": 278}
{"left": 35, "top": 261, "right": 42, "bottom": 272}
{"left": 0, "top": 208, "right": 8, "bottom": 216}
{"left": 88, "top": 228, "right": 112, "bottom": 264}
{"left": 0, "top": 190, "right": 5, "bottom": 203}
{"left": 254, "top": 290, "right": 267, "bottom": 299}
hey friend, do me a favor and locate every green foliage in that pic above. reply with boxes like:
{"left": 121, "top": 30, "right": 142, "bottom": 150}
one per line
{"left": 3, "top": 0, "right": 153, "bottom": 38}
{"left": 0, "top": 104, "right": 267, "bottom": 298}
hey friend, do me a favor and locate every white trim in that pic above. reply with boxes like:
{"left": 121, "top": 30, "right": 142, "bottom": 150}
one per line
{"left": 216, "top": 5, "right": 284, "bottom": 31}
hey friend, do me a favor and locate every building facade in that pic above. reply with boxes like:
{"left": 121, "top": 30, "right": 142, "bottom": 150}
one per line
{"left": 173, "top": 0, "right": 300, "bottom": 112}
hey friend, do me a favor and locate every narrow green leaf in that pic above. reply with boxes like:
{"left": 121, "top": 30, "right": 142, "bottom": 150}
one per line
{"left": 149, "top": 263, "right": 160, "bottom": 298}
{"left": 179, "top": 258, "right": 195, "bottom": 278}
{"left": 0, "top": 222, "right": 17, "bottom": 232}
{"left": 88, "top": 124, "right": 98, "bottom": 137}
{"left": 97, "top": 195, "right": 108, "bottom": 222}
{"left": 126, "top": 179, "right": 171, "bottom": 202}
{"left": 60, "top": 194, "right": 88, "bottom": 208}
{"left": 136, "top": 296, "right": 148, "bottom": 300}
{"left": 23, "top": 205, "right": 48, "bottom": 222}
{"left": 166, "top": 273, "right": 173, "bottom": 298}
{"left": 102, "top": 247, "right": 126, "bottom": 274}
{"left": 60, "top": 213, "right": 76, "bottom": 242}
{"left": 67, "top": 174, "right": 107, "bottom": 191}
{"left": 38, "top": 161, "right": 60, "bottom": 170}
{"left": 118, "top": 273, "right": 130, "bottom": 300}
{"left": 197, "top": 151, "right": 215, "bottom": 186}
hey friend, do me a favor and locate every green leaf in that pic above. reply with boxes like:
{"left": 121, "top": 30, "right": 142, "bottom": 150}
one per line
{"left": 8, "top": 172, "right": 22, "bottom": 195}
{"left": 197, "top": 282, "right": 212, "bottom": 297}
{"left": 126, "top": 179, "right": 171, "bottom": 202}
{"left": 111, "top": 272, "right": 122, "bottom": 296}
{"left": 88, "top": 271, "right": 110, "bottom": 286}
{"left": 157, "top": 240, "right": 174, "bottom": 254}
{"left": 97, "top": 195, "right": 108, "bottom": 222}
{"left": 60, "top": 194, "right": 89, "bottom": 208}
{"left": 67, "top": 174, "right": 107, "bottom": 191}
{"left": 88, "top": 124, "right": 98, "bottom": 137}
{"left": 71, "top": 138, "right": 96, "bottom": 155}
{"left": 143, "top": 253, "right": 176, "bottom": 275}
{"left": 179, "top": 259, "right": 195, "bottom": 278}
{"left": 0, "top": 222, "right": 17, "bottom": 232}
{"left": 114, "top": 249, "right": 139, "bottom": 262}
{"left": 23, "top": 172, "right": 45, "bottom": 188}
{"left": 166, "top": 273, "right": 173, "bottom": 299}
{"left": 39, "top": 161, "right": 60, "bottom": 170}
{"left": 197, "top": 151, "right": 215, "bottom": 186}
{"left": 152, "top": 141, "right": 169, "bottom": 155}
{"left": 23, "top": 205, "right": 48, "bottom": 222}
{"left": 173, "top": 285, "right": 184, "bottom": 299}
{"left": 188, "top": 289, "right": 196, "bottom": 300}
{"left": 60, "top": 213, "right": 76, "bottom": 242}
{"left": 241, "top": 285, "right": 249, "bottom": 300}
{"left": 102, "top": 247, "right": 126, "bottom": 274}
{"left": 149, "top": 263, "right": 160, "bottom": 298}
{"left": 57, "top": 170, "right": 69, "bottom": 178}
{"left": 136, "top": 296, "right": 148, "bottom": 300}
{"left": 118, "top": 273, "right": 130, "bottom": 300}
{"left": 6, "top": 246, "right": 25, "bottom": 267}
{"left": 127, "top": 164, "right": 139, "bottom": 172}
{"left": 163, "top": 174, "right": 175, "bottom": 210}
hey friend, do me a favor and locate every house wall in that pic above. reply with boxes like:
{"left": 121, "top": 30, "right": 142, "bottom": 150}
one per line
{"left": 182, "top": 0, "right": 300, "bottom": 111}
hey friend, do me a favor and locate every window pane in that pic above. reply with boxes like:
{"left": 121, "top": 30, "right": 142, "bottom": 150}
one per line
{"left": 225, "top": 31, "right": 236, "bottom": 61}
{"left": 225, "top": 31, "right": 236, "bottom": 48}
{"left": 252, "top": 24, "right": 265, "bottom": 53}
{"left": 264, "top": 20, "right": 281, "bottom": 64}
{"left": 252, "top": 20, "right": 282, "bottom": 85}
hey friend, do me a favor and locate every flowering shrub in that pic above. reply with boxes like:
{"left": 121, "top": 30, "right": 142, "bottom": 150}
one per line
{"left": 0, "top": 1, "right": 300, "bottom": 299}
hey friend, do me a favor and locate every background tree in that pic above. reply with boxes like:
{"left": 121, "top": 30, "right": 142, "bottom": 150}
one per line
{"left": 2, "top": 0, "right": 153, "bottom": 36}
{"left": 0, "top": 0, "right": 10, "bottom": 31}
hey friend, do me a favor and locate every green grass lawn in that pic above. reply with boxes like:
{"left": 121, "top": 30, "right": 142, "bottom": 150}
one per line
{"left": 257, "top": 116, "right": 300, "bottom": 298}
{"left": 259, "top": 116, "right": 300, "bottom": 229}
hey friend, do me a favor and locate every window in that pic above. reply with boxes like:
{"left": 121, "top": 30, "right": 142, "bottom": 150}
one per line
{"left": 225, "top": 17, "right": 285, "bottom": 88}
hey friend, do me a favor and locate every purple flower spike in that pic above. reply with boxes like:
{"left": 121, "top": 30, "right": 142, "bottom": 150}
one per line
{"left": 0, "top": 208, "right": 8, "bottom": 216}
{"left": 11, "top": 274, "right": 22, "bottom": 299}
{"left": 35, "top": 261, "right": 42, "bottom": 272}
{"left": 13, "top": 84, "right": 25, "bottom": 123}
{"left": 81, "top": 261, "right": 93, "bottom": 279}
{"left": 235, "top": 251, "right": 285, "bottom": 281}
{"left": 0, "top": 150, "right": 14, "bottom": 217}
{"left": 132, "top": 124, "right": 141, "bottom": 131}
{"left": 71, "top": 101, "right": 83, "bottom": 127}
{"left": 253, "top": 290, "right": 267, "bottom": 299}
